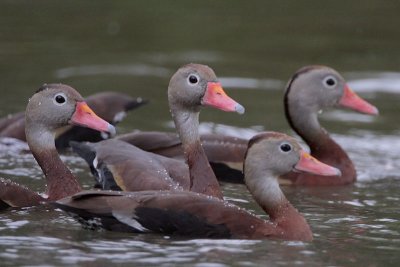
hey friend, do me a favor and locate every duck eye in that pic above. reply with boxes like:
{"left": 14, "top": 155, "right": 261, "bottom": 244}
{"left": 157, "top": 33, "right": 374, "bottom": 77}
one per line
{"left": 188, "top": 74, "right": 199, "bottom": 85}
{"left": 53, "top": 93, "right": 67, "bottom": 106}
{"left": 280, "top": 143, "right": 292, "bottom": 152}
{"left": 323, "top": 76, "right": 337, "bottom": 88}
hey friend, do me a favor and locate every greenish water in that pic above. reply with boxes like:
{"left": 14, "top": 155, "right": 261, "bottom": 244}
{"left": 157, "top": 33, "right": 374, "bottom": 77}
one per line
{"left": 0, "top": 1, "right": 399, "bottom": 266}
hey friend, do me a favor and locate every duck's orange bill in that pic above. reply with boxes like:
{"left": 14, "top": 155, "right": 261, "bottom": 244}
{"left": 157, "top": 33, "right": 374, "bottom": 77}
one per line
{"left": 70, "top": 101, "right": 116, "bottom": 136}
{"left": 294, "top": 150, "right": 341, "bottom": 177}
{"left": 338, "top": 85, "right": 379, "bottom": 115}
{"left": 202, "top": 82, "right": 245, "bottom": 114}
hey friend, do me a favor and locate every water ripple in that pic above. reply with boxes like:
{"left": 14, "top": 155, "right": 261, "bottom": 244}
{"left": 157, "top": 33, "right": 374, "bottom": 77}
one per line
{"left": 347, "top": 71, "right": 400, "bottom": 94}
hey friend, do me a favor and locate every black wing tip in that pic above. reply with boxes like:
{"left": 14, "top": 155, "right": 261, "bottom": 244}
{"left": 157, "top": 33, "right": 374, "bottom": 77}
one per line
{"left": 125, "top": 97, "right": 150, "bottom": 111}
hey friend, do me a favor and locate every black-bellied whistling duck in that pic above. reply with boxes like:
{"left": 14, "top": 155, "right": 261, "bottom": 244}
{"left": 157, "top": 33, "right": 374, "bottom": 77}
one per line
{"left": 0, "top": 84, "right": 116, "bottom": 209}
{"left": 119, "top": 65, "right": 378, "bottom": 186}
{"left": 282, "top": 65, "right": 378, "bottom": 185}
{"left": 0, "top": 91, "right": 146, "bottom": 149}
{"left": 71, "top": 64, "right": 245, "bottom": 199}
{"left": 54, "top": 132, "right": 340, "bottom": 241}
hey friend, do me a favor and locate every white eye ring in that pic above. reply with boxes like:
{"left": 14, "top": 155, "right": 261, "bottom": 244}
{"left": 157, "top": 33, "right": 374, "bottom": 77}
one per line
{"left": 323, "top": 75, "right": 337, "bottom": 89}
{"left": 187, "top": 74, "right": 200, "bottom": 86}
{"left": 53, "top": 93, "right": 67, "bottom": 106}
{"left": 279, "top": 142, "right": 292, "bottom": 153}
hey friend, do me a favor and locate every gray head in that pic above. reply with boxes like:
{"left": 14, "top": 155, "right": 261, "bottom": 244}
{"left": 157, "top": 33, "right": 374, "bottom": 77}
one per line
{"left": 168, "top": 63, "right": 245, "bottom": 114}
{"left": 26, "top": 84, "right": 115, "bottom": 136}
{"left": 284, "top": 65, "right": 378, "bottom": 115}
{"left": 285, "top": 66, "right": 346, "bottom": 113}
{"left": 244, "top": 132, "right": 341, "bottom": 179}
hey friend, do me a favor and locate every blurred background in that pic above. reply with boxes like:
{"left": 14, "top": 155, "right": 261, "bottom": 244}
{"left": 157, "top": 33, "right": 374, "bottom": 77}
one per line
{"left": 1, "top": 0, "right": 399, "bottom": 133}
{"left": 0, "top": 1, "right": 399, "bottom": 266}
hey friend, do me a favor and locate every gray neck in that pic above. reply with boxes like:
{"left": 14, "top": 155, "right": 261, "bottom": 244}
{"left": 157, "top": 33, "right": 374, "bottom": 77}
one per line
{"left": 285, "top": 98, "right": 333, "bottom": 150}
{"left": 26, "top": 122, "right": 81, "bottom": 200}
{"left": 244, "top": 165, "right": 289, "bottom": 218}
{"left": 171, "top": 106, "right": 200, "bottom": 150}
{"left": 245, "top": 159, "right": 312, "bottom": 239}
{"left": 170, "top": 105, "right": 223, "bottom": 199}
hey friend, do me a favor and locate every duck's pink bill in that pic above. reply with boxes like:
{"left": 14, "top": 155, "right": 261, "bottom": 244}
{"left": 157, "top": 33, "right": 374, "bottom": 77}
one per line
{"left": 70, "top": 101, "right": 116, "bottom": 136}
{"left": 294, "top": 150, "right": 341, "bottom": 177}
{"left": 202, "top": 82, "right": 245, "bottom": 114}
{"left": 339, "top": 85, "right": 379, "bottom": 115}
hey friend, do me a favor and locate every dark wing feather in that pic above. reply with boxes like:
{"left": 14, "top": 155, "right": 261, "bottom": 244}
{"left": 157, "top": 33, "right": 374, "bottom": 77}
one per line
{"left": 0, "top": 178, "right": 45, "bottom": 210}
{"left": 54, "top": 190, "right": 271, "bottom": 239}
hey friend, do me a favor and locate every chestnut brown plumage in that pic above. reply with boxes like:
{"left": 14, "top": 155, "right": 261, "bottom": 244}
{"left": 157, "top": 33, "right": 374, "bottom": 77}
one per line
{"left": 55, "top": 132, "right": 340, "bottom": 241}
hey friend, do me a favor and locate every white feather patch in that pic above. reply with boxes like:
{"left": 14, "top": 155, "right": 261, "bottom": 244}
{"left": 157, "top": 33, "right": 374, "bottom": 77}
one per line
{"left": 93, "top": 156, "right": 99, "bottom": 169}
{"left": 113, "top": 111, "right": 126, "bottom": 123}
{"left": 112, "top": 211, "right": 149, "bottom": 232}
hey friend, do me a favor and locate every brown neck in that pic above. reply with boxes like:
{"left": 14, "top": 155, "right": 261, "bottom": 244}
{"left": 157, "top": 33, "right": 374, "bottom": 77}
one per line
{"left": 308, "top": 131, "right": 356, "bottom": 184}
{"left": 308, "top": 130, "right": 348, "bottom": 158}
{"left": 246, "top": 176, "right": 296, "bottom": 221}
{"left": 32, "top": 148, "right": 81, "bottom": 200}
{"left": 26, "top": 124, "right": 81, "bottom": 200}
{"left": 244, "top": 165, "right": 312, "bottom": 240}
{"left": 285, "top": 101, "right": 356, "bottom": 184}
{"left": 263, "top": 199, "right": 312, "bottom": 241}
{"left": 185, "top": 140, "right": 223, "bottom": 198}
{"left": 171, "top": 106, "right": 223, "bottom": 199}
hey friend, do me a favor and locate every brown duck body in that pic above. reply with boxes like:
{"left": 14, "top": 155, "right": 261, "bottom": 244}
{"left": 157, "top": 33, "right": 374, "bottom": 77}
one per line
{"left": 71, "top": 139, "right": 189, "bottom": 191}
{"left": 54, "top": 190, "right": 309, "bottom": 240}
{"left": 0, "top": 112, "right": 26, "bottom": 140}
{"left": 117, "top": 132, "right": 247, "bottom": 182}
{"left": 55, "top": 132, "right": 340, "bottom": 241}
{"left": 0, "top": 178, "right": 44, "bottom": 209}
{"left": 0, "top": 84, "right": 115, "bottom": 209}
